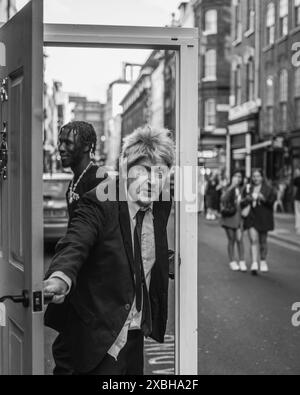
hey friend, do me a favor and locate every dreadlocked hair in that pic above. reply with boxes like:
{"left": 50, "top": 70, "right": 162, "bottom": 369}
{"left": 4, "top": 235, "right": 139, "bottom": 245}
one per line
{"left": 60, "top": 121, "right": 97, "bottom": 154}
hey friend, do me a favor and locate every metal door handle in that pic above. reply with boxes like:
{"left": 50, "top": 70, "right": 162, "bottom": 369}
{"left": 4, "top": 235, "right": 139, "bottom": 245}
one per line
{"left": 0, "top": 290, "right": 29, "bottom": 308}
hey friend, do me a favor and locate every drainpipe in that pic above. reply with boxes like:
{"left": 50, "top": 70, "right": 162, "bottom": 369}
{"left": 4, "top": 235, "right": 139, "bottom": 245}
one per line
{"left": 246, "top": 133, "right": 252, "bottom": 178}
{"left": 254, "top": 0, "right": 260, "bottom": 102}
{"left": 226, "top": 129, "right": 231, "bottom": 181}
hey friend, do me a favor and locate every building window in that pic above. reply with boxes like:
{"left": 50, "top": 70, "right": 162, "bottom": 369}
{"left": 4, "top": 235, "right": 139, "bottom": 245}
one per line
{"left": 234, "top": 65, "right": 242, "bottom": 106}
{"left": 279, "top": 69, "right": 288, "bottom": 131}
{"left": 294, "top": 67, "right": 300, "bottom": 127}
{"left": 295, "top": 0, "right": 300, "bottom": 26}
{"left": 204, "top": 99, "right": 216, "bottom": 129}
{"left": 204, "top": 49, "right": 216, "bottom": 80}
{"left": 266, "top": 76, "right": 274, "bottom": 134}
{"left": 279, "top": 0, "right": 289, "bottom": 37}
{"left": 266, "top": 2, "right": 275, "bottom": 45}
{"left": 295, "top": 98, "right": 300, "bottom": 127}
{"left": 246, "top": 0, "right": 255, "bottom": 31}
{"left": 234, "top": 0, "right": 242, "bottom": 40}
{"left": 204, "top": 9, "right": 217, "bottom": 35}
{"left": 246, "top": 57, "right": 255, "bottom": 102}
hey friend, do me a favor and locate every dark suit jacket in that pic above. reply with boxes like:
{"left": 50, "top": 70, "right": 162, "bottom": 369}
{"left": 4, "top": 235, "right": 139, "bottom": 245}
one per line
{"left": 45, "top": 182, "right": 172, "bottom": 373}
{"left": 241, "top": 183, "right": 276, "bottom": 232}
{"left": 44, "top": 164, "right": 105, "bottom": 334}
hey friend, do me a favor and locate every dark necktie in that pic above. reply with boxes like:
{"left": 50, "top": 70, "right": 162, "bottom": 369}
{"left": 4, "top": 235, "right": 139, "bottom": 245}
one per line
{"left": 134, "top": 210, "right": 145, "bottom": 312}
{"left": 134, "top": 209, "right": 152, "bottom": 336}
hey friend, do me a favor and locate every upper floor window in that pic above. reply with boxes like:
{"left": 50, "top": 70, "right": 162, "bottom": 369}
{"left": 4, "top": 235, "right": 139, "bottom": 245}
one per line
{"left": 279, "top": 0, "right": 289, "bottom": 37}
{"left": 295, "top": 0, "right": 300, "bottom": 26}
{"left": 295, "top": 67, "right": 300, "bottom": 97}
{"left": 266, "top": 76, "right": 274, "bottom": 134}
{"left": 279, "top": 69, "right": 288, "bottom": 102}
{"left": 246, "top": 57, "right": 255, "bottom": 102}
{"left": 204, "top": 99, "right": 216, "bottom": 129}
{"left": 294, "top": 67, "right": 300, "bottom": 127}
{"left": 204, "top": 10, "right": 217, "bottom": 35}
{"left": 246, "top": 0, "right": 255, "bottom": 31}
{"left": 233, "top": 64, "right": 242, "bottom": 106}
{"left": 204, "top": 49, "right": 217, "bottom": 80}
{"left": 279, "top": 69, "right": 288, "bottom": 131}
{"left": 266, "top": 76, "right": 274, "bottom": 105}
{"left": 266, "top": 2, "right": 275, "bottom": 45}
{"left": 234, "top": 0, "right": 242, "bottom": 40}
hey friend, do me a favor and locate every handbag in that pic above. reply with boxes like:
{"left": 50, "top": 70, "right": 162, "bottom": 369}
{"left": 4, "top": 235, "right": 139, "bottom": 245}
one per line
{"left": 221, "top": 188, "right": 237, "bottom": 218}
{"left": 221, "top": 202, "right": 237, "bottom": 218}
{"left": 241, "top": 204, "right": 251, "bottom": 218}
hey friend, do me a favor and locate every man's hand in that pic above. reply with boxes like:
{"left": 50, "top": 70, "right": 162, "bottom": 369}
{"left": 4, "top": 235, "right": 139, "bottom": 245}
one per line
{"left": 43, "top": 277, "right": 69, "bottom": 304}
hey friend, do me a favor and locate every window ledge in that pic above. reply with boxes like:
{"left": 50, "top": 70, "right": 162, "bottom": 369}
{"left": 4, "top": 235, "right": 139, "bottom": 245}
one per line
{"left": 262, "top": 43, "right": 275, "bottom": 53}
{"left": 232, "top": 37, "right": 242, "bottom": 47}
{"left": 204, "top": 127, "right": 215, "bottom": 133}
{"left": 244, "top": 29, "right": 254, "bottom": 38}
{"left": 202, "top": 77, "right": 217, "bottom": 82}
{"left": 203, "top": 30, "right": 217, "bottom": 36}
{"left": 290, "top": 26, "right": 300, "bottom": 36}
{"left": 276, "top": 35, "right": 288, "bottom": 45}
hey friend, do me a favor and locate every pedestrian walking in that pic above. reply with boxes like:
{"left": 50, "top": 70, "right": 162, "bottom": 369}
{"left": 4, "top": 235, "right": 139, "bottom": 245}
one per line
{"left": 293, "top": 168, "right": 300, "bottom": 235}
{"left": 220, "top": 171, "right": 247, "bottom": 272}
{"left": 242, "top": 169, "right": 276, "bottom": 275}
{"left": 205, "top": 172, "right": 221, "bottom": 221}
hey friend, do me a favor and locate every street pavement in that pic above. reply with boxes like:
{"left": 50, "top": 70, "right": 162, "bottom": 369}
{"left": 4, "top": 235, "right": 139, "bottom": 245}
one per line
{"left": 44, "top": 212, "right": 300, "bottom": 375}
{"left": 198, "top": 215, "right": 300, "bottom": 375}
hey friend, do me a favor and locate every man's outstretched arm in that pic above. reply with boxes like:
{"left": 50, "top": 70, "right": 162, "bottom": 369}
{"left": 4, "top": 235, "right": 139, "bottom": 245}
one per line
{"left": 44, "top": 194, "right": 106, "bottom": 302}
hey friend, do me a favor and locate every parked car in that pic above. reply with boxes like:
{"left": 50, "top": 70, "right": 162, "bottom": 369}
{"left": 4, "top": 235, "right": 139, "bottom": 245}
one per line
{"left": 43, "top": 173, "right": 72, "bottom": 243}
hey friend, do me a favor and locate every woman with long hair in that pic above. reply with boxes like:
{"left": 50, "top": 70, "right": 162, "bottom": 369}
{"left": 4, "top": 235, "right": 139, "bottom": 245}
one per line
{"left": 242, "top": 169, "right": 276, "bottom": 275}
{"left": 220, "top": 171, "right": 247, "bottom": 272}
{"left": 205, "top": 172, "right": 222, "bottom": 220}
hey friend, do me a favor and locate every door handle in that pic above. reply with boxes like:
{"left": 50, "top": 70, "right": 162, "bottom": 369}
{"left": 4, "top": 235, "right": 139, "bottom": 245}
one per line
{"left": 0, "top": 290, "right": 30, "bottom": 308}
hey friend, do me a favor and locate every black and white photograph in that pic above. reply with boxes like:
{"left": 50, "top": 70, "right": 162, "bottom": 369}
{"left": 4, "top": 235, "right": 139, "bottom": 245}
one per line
{"left": 0, "top": 0, "right": 300, "bottom": 378}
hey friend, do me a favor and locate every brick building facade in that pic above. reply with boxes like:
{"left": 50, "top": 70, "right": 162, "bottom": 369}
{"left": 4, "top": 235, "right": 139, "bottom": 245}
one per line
{"left": 229, "top": 0, "right": 300, "bottom": 210}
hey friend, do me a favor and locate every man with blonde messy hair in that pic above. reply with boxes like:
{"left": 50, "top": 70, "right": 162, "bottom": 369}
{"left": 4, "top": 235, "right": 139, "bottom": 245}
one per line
{"left": 44, "top": 125, "right": 174, "bottom": 375}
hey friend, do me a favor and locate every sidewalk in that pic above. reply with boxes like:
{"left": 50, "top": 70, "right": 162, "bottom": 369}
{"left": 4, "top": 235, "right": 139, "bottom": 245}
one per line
{"left": 269, "top": 213, "right": 300, "bottom": 248}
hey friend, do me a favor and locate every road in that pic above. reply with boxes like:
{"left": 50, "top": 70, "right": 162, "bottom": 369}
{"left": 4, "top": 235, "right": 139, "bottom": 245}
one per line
{"left": 198, "top": 216, "right": 300, "bottom": 375}
{"left": 44, "top": 212, "right": 300, "bottom": 375}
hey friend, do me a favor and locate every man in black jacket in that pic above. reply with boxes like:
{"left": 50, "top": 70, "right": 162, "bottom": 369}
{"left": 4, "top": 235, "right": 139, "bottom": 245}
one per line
{"left": 45, "top": 121, "right": 106, "bottom": 375}
{"left": 44, "top": 126, "right": 174, "bottom": 375}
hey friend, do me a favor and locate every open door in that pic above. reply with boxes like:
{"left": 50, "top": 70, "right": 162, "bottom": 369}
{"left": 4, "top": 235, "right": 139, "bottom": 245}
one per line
{"left": 0, "top": 0, "right": 44, "bottom": 375}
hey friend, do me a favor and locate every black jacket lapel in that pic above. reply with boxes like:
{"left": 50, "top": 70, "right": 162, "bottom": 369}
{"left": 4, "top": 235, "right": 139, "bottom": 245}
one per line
{"left": 119, "top": 201, "right": 135, "bottom": 281}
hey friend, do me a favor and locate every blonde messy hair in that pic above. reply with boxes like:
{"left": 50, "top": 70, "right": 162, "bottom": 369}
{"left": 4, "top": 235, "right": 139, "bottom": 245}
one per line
{"left": 121, "top": 125, "right": 175, "bottom": 169}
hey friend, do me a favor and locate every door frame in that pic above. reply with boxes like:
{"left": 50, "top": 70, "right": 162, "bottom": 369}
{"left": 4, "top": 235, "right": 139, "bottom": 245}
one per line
{"left": 44, "top": 23, "right": 199, "bottom": 375}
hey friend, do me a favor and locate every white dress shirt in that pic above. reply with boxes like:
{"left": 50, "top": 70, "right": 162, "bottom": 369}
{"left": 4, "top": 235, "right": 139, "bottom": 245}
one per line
{"left": 107, "top": 200, "right": 156, "bottom": 360}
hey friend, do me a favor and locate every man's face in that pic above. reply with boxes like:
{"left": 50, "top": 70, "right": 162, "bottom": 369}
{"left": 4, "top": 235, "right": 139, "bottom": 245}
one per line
{"left": 295, "top": 168, "right": 300, "bottom": 177}
{"left": 58, "top": 128, "right": 85, "bottom": 169}
{"left": 127, "top": 159, "right": 170, "bottom": 207}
